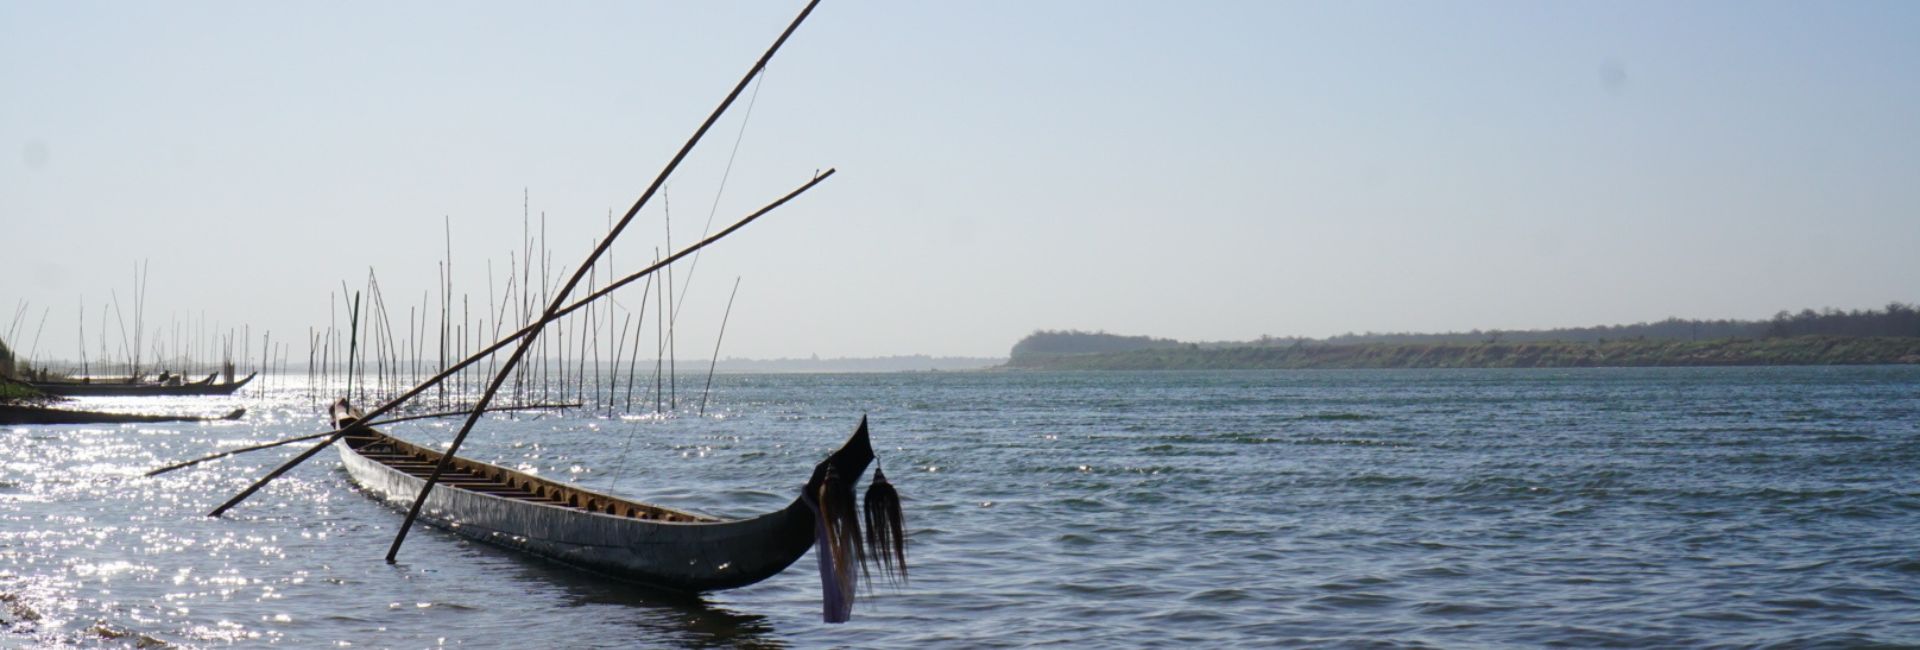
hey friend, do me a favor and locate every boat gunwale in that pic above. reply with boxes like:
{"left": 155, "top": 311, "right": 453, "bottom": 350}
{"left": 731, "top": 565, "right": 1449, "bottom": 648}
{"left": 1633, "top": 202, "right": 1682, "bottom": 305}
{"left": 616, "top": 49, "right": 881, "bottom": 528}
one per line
{"left": 337, "top": 418, "right": 721, "bottom": 525}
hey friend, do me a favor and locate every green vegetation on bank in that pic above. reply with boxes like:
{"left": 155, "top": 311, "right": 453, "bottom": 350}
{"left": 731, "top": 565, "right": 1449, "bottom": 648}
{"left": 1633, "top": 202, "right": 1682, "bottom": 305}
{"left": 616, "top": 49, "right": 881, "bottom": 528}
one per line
{"left": 1008, "top": 303, "right": 1920, "bottom": 370}
{"left": 0, "top": 337, "right": 53, "bottom": 403}
{"left": 0, "top": 378, "right": 47, "bottom": 403}
{"left": 1007, "top": 336, "right": 1920, "bottom": 370}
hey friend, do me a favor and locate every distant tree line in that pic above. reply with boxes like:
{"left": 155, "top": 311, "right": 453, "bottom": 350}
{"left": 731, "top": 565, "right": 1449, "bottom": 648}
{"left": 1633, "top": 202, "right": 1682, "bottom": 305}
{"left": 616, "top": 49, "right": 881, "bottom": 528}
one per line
{"left": 1317, "top": 302, "right": 1919, "bottom": 346}
{"left": 1013, "top": 302, "right": 1920, "bottom": 359}
{"left": 1007, "top": 336, "right": 1920, "bottom": 370}
{"left": 1010, "top": 330, "right": 1183, "bottom": 358}
{"left": 1320, "top": 318, "right": 1766, "bottom": 346}
{"left": 1765, "top": 303, "right": 1920, "bottom": 338}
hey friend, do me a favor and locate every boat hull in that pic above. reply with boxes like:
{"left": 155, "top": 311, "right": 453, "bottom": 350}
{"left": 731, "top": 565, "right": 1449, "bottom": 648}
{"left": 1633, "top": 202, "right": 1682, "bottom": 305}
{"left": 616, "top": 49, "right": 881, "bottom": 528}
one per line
{"left": 30, "top": 372, "right": 257, "bottom": 397}
{"left": 0, "top": 404, "right": 245, "bottom": 425}
{"left": 334, "top": 429, "right": 818, "bottom": 592}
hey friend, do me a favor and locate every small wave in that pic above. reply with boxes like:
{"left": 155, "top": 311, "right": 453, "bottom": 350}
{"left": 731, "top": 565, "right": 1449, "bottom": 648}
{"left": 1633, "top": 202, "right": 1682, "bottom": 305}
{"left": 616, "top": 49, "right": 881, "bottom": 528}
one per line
{"left": 1747, "top": 487, "right": 1869, "bottom": 503}
{"left": 1381, "top": 539, "right": 1461, "bottom": 552}
{"left": 1676, "top": 609, "right": 1769, "bottom": 623}
{"left": 1150, "top": 432, "right": 1288, "bottom": 445}
{"left": 1314, "top": 575, "right": 1391, "bottom": 591}
{"left": 1759, "top": 596, "right": 1864, "bottom": 613}
{"left": 1057, "top": 582, "right": 1163, "bottom": 600}
{"left": 1055, "top": 533, "right": 1097, "bottom": 547}
{"left": 1785, "top": 408, "right": 1867, "bottom": 422}
{"left": 1412, "top": 600, "right": 1512, "bottom": 616}
{"left": 1861, "top": 557, "right": 1920, "bottom": 573}
{"left": 1135, "top": 443, "right": 1233, "bottom": 457}
{"left": 1342, "top": 473, "right": 1429, "bottom": 488}
{"left": 1447, "top": 476, "right": 1553, "bottom": 500}
{"left": 1058, "top": 496, "right": 1112, "bottom": 511}
{"left": 1304, "top": 592, "right": 1399, "bottom": 610}
{"left": 1139, "top": 608, "right": 1235, "bottom": 626}
{"left": 1403, "top": 565, "right": 1470, "bottom": 579}
{"left": 1296, "top": 437, "right": 1410, "bottom": 448}
{"left": 1294, "top": 412, "right": 1378, "bottom": 421}
{"left": 1722, "top": 453, "right": 1793, "bottom": 465}
{"left": 1183, "top": 588, "right": 1253, "bottom": 604}
{"left": 1200, "top": 528, "right": 1271, "bottom": 541}
{"left": 1758, "top": 632, "right": 1909, "bottom": 648}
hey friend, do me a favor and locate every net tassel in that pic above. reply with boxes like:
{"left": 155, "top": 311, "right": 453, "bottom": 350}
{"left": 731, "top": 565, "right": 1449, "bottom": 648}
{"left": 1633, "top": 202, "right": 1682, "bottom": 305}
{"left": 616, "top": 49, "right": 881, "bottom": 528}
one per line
{"left": 864, "top": 465, "right": 907, "bottom": 586}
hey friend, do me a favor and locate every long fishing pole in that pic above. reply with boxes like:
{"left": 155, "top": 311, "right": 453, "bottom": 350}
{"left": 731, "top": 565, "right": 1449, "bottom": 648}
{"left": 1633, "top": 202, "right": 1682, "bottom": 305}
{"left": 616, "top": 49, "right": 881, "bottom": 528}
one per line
{"left": 383, "top": 0, "right": 826, "bottom": 564}
{"left": 143, "top": 402, "right": 581, "bottom": 478}
{"left": 204, "top": 169, "right": 833, "bottom": 518}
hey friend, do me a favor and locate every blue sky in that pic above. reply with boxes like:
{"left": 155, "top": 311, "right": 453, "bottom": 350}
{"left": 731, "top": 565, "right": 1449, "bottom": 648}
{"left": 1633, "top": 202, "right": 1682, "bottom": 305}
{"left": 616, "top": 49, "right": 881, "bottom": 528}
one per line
{"left": 4, "top": 1, "right": 1917, "bottom": 360}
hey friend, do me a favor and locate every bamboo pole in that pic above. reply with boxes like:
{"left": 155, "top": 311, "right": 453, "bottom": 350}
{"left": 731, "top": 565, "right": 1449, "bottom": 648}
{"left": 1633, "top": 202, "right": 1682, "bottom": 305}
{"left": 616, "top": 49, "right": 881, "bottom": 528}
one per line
{"left": 381, "top": 0, "right": 824, "bottom": 562}
{"left": 664, "top": 196, "right": 677, "bottom": 410}
{"left": 78, "top": 298, "right": 88, "bottom": 378}
{"left": 698, "top": 277, "right": 742, "bottom": 416}
{"left": 344, "top": 289, "right": 361, "bottom": 402}
{"left": 610, "top": 313, "right": 631, "bottom": 417}
{"left": 145, "top": 403, "right": 582, "bottom": 477}
{"left": 654, "top": 249, "right": 665, "bottom": 413}
{"left": 624, "top": 263, "right": 653, "bottom": 412}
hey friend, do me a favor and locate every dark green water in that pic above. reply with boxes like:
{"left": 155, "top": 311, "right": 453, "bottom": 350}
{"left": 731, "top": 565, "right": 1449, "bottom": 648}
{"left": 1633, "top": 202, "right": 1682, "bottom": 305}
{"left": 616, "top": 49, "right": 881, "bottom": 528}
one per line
{"left": 4, "top": 367, "right": 1918, "bottom": 647}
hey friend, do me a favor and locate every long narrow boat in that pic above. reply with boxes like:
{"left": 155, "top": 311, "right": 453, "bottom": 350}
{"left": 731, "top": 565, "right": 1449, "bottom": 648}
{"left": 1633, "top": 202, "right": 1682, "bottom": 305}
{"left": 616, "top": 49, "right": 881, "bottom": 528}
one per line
{"left": 29, "top": 372, "right": 258, "bottom": 397}
{"left": 329, "top": 400, "right": 891, "bottom": 595}
{"left": 0, "top": 404, "right": 246, "bottom": 426}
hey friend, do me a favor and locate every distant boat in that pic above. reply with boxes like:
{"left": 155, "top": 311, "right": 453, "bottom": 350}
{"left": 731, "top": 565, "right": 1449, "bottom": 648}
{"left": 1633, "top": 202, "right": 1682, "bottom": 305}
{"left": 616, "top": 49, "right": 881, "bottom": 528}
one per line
{"left": 329, "top": 400, "right": 903, "bottom": 602}
{"left": 27, "top": 371, "right": 257, "bottom": 397}
{"left": 0, "top": 404, "right": 246, "bottom": 426}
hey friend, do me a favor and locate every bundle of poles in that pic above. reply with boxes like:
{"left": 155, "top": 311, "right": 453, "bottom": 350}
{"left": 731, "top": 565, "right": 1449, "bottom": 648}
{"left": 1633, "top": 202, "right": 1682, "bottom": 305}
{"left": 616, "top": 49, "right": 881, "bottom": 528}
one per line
{"left": 162, "top": 0, "right": 833, "bottom": 563}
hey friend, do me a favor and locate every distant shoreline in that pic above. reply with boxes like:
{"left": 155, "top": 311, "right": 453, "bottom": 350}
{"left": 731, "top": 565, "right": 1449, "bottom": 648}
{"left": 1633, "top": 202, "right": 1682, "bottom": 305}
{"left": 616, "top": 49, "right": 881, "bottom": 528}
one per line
{"left": 1003, "top": 336, "right": 1920, "bottom": 371}
{"left": 708, "top": 356, "right": 1005, "bottom": 373}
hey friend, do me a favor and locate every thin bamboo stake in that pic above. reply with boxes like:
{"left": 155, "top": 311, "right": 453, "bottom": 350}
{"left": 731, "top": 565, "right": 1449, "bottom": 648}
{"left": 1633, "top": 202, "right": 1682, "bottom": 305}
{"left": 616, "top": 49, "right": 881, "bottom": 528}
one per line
{"left": 624, "top": 265, "right": 654, "bottom": 412}
{"left": 344, "top": 288, "right": 361, "bottom": 401}
{"left": 699, "top": 277, "right": 742, "bottom": 416}
{"left": 205, "top": 169, "right": 836, "bottom": 519}
{"left": 110, "top": 290, "right": 132, "bottom": 378}
{"left": 78, "top": 298, "right": 88, "bottom": 378}
{"left": 675, "top": 73, "right": 766, "bottom": 321}
{"left": 610, "top": 313, "right": 631, "bottom": 417}
{"left": 654, "top": 249, "right": 666, "bottom": 413}
{"left": 25, "top": 305, "right": 48, "bottom": 368}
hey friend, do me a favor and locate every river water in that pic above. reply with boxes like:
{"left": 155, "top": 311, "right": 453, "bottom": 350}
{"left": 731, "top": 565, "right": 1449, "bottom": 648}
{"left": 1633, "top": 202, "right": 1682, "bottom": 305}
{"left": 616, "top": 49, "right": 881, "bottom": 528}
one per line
{"left": 3, "top": 367, "right": 1918, "bottom": 647}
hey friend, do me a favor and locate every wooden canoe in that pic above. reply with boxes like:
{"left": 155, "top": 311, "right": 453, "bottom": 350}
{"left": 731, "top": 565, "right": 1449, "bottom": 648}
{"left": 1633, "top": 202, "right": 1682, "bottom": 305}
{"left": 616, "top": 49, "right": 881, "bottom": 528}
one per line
{"left": 0, "top": 404, "right": 246, "bottom": 426}
{"left": 330, "top": 401, "right": 877, "bottom": 593}
{"left": 29, "top": 371, "right": 258, "bottom": 397}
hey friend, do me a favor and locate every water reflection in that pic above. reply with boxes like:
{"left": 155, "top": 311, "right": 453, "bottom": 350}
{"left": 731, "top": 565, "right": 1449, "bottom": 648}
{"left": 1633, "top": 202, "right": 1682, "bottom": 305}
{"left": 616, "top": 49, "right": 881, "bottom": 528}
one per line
{"left": 482, "top": 543, "right": 785, "bottom": 649}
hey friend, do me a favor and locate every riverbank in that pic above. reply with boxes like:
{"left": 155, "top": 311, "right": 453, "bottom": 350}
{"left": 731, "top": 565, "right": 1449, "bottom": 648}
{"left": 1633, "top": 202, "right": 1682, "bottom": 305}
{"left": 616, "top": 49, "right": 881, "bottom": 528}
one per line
{"left": 1005, "top": 336, "right": 1920, "bottom": 370}
{"left": 0, "top": 378, "right": 52, "bottom": 404}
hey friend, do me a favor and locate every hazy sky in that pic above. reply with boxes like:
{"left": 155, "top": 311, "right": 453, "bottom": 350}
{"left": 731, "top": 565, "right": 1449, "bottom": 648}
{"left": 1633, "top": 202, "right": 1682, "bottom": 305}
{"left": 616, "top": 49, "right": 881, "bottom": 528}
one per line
{"left": 4, "top": 1, "right": 1917, "bottom": 361}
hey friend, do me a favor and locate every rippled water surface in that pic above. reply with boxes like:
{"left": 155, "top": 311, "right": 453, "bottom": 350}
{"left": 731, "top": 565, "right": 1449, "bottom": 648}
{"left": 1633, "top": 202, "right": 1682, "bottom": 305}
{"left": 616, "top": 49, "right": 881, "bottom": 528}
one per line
{"left": 4, "top": 367, "right": 1919, "bottom": 647}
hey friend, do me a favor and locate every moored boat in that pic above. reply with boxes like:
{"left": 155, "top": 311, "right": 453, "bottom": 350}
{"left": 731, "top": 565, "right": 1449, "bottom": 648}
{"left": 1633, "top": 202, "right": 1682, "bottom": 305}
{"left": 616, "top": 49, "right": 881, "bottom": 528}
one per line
{"left": 328, "top": 400, "right": 902, "bottom": 602}
{"left": 0, "top": 404, "right": 245, "bottom": 426}
{"left": 29, "top": 371, "right": 257, "bottom": 397}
